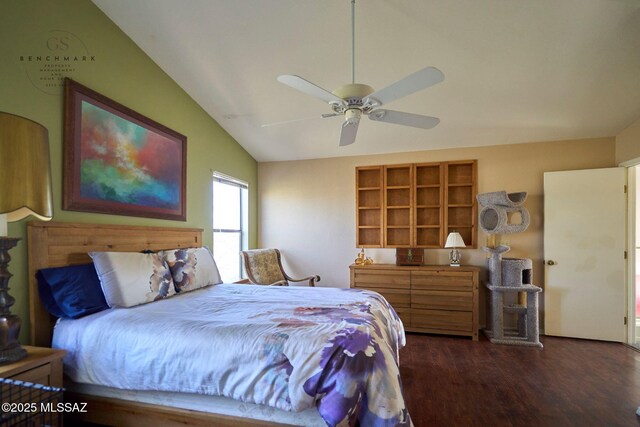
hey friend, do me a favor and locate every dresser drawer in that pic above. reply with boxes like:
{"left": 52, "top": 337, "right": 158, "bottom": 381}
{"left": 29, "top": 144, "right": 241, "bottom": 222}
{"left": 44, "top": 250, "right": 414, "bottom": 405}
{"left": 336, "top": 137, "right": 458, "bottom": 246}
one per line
{"left": 394, "top": 308, "right": 411, "bottom": 327}
{"left": 411, "top": 290, "right": 472, "bottom": 311}
{"left": 353, "top": 269, "right": 411, "bottom": 290}
{"left": 11, "top": 363, "right": 52, "bottom": 386}
{"left": 411, "top": 309, "right": 473, "bottom": 332}
{"left": 411, "top": 270, "right": 473, "bottom": 291}
{"left": 374, "top": 288, "right": 411, "bottom": 308}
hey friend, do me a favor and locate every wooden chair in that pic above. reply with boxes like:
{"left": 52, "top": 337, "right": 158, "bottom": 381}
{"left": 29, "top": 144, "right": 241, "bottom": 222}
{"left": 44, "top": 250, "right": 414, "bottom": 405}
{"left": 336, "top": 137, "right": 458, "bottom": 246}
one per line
{"left": 240, "top": 249, "right": 320, "bottom": 287}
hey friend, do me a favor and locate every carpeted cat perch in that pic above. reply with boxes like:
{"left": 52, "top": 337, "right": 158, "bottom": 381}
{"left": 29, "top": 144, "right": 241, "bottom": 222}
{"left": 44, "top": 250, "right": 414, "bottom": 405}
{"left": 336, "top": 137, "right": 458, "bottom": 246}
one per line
{"left": 479, "top": 191, "right": 543, "bottom": 347}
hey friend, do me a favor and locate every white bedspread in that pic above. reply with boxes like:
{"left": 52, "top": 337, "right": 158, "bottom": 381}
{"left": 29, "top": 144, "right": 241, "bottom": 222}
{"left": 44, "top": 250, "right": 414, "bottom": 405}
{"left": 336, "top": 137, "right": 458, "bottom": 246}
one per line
{"left": 53, "top": 284, "right": 411, "bottom": 426}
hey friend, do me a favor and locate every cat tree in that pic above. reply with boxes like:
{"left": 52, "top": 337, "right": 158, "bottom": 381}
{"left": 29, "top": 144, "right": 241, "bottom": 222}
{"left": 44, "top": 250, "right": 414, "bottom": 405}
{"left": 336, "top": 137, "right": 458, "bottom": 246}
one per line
{"left": 479, "top": 191, "right": 542, "bottom": 347}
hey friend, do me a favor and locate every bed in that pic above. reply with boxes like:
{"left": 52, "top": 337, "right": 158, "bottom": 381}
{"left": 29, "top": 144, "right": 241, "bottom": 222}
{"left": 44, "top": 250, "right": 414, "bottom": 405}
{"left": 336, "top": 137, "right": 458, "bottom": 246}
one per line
{"left": 27, "top": 221, "right": 411, "bottom": 427}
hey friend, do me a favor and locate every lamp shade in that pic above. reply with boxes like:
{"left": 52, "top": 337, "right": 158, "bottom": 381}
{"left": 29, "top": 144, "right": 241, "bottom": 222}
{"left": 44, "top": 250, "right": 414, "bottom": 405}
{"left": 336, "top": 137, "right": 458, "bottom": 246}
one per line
{"left": 0, "top": 112, "right": 53, "bottom": 224}
{"left": 445, "top": 232, "right": 466, "bottom": 248}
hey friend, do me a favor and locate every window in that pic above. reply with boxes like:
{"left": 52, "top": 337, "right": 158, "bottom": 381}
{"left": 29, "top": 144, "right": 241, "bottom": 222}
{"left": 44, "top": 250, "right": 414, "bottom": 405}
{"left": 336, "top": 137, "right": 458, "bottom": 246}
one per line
{"left": 213, "top": 172, "right": 248, "bottom": 282}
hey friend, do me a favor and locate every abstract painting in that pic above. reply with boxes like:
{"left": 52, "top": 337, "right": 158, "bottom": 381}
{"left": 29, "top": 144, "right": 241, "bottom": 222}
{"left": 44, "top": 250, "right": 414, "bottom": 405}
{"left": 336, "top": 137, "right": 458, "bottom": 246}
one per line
{"left": 63, "top": 78, "right": 186, "bottom": 220}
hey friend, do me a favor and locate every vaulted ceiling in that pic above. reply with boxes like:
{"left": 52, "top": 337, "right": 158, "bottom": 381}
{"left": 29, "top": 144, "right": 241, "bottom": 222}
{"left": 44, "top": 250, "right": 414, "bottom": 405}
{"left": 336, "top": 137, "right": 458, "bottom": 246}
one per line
{"left": 93, "top": 0, "right": 640, "bottom": 161}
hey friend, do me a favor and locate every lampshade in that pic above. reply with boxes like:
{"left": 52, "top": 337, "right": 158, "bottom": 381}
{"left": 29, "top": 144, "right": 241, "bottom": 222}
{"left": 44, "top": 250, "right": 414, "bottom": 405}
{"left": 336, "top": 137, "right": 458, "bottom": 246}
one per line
{"left": 0, "top": 112, "right": 53, "bottom": 234}
{"left": 445, "top": 232, "right": 466, "bottom": 248}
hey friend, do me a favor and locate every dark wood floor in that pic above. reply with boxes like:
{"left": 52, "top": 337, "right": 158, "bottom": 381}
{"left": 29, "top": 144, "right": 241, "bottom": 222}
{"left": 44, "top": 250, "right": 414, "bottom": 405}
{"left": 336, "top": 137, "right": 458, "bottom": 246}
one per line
{"left": 400, "top": 333, "right": 640, "bottom": 427}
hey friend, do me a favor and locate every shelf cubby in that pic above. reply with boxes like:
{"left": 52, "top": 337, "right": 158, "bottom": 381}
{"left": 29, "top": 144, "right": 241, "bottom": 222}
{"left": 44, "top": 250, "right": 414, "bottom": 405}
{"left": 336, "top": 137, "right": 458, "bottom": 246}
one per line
{"left": 358, "top": 189, "right": 381, "bottom": 208}
{"left": 416, "top": 227, "right": 441, "bottom": 247}
{"left": 416, "top": 207, "right": 440, "bottom": 226}
{"left": 358, "top": 227, "right": 382, "bottom": 248}
{"left": 358, "top": 208, "right": 381, "bottom": 227}
{"left": 386, "top": 166, "right": 411, "bottom": 187}
{"left": 416, "top": 187, "right": 440, "bottom": 206}
{"left": 447, "top": 185, "right": 474, "bottom": 205}
{"left": 447, "top": 162, "right": 474, "bottom": 185}
{"left": 386, "top": 227, "right": 411, "bottom": 247}
{"left": 387, "top": 208, "right": 411, "bottom": 227}
{"left": 358, "top": 168, "right": 382, "bottom": 188}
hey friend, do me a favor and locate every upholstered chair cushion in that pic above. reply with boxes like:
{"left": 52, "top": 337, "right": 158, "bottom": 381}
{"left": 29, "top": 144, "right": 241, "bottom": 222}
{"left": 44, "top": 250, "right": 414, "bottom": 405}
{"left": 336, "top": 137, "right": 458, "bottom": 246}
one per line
{"left": 243, "top": 249, "right": 286, "bottom": 285}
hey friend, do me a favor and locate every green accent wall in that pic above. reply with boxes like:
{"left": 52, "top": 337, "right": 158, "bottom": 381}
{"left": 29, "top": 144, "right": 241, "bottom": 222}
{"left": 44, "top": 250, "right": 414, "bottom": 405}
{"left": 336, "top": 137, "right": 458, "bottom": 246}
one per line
{"left": 0, "top": 0, "right": 258, "bottom": 343}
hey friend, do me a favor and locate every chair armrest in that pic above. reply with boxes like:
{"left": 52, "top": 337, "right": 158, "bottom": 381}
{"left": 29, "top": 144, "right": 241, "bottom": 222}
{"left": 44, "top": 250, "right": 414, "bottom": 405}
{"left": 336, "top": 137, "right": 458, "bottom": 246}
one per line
{"left": 287, "top": 275, "right": 321, "bottom": 287}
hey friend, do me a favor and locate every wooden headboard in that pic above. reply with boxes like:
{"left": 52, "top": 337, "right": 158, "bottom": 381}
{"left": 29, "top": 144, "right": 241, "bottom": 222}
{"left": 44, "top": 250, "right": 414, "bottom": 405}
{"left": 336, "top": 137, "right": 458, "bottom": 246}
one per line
{"left": 27, "top": 221, "right": 203, "bottom": 347}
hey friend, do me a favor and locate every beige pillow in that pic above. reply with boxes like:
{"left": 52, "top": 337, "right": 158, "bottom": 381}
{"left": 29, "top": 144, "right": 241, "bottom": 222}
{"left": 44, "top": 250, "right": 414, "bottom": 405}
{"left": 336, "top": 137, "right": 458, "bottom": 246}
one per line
{"left": 162, "top": 247, "right": 222, "bottom": 293}
{"left": 89, "top": 252, "right": 176, "bottom": 308}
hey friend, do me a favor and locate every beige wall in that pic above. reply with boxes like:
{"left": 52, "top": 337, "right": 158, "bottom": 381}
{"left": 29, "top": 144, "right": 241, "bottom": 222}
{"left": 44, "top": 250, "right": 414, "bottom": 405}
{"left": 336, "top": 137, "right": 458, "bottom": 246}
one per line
{"left": 616, "top": 118, "right": 640, "bottom": 164}
{"left": 258, "top": 137, "right": 616, "bottom": 324}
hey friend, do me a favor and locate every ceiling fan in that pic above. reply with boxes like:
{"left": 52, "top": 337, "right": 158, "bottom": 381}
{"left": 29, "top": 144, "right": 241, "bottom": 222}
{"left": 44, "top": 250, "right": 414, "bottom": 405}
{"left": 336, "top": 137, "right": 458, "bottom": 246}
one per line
{"left": 268, "top": 0, "right": 444, "bottom": 147}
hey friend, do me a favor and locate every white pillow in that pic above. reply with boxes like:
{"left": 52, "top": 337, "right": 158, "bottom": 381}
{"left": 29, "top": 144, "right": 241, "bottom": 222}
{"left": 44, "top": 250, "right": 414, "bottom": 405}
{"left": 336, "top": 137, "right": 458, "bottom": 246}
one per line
{"left": 89, "top": 252, "right": 176, "bottom": 308}
{"left": 162, "top": 247, "right": 222, "bottom": 293}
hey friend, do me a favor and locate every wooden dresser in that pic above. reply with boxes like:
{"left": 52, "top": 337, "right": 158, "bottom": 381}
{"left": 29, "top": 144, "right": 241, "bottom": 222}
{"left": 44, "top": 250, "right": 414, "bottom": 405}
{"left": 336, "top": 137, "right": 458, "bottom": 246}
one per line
{"left": 350, "top": 264, "right": 480, "bottom": 340}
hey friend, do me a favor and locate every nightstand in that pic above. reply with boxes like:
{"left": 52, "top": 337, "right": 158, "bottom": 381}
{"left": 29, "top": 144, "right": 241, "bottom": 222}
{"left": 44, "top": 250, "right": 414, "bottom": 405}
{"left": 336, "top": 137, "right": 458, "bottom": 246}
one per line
{"left": 0, "top": 346, "right": 65, "bottom": 387}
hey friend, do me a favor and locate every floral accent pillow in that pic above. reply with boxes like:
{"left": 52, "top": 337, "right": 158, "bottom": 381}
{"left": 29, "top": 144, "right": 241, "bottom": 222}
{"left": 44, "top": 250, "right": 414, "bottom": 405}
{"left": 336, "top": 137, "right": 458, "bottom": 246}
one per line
{"left": 89, "top": 252, "right": 176, "bottom": 308}
{"left": 162, "top": 247, "right": 222, "bottom": 293}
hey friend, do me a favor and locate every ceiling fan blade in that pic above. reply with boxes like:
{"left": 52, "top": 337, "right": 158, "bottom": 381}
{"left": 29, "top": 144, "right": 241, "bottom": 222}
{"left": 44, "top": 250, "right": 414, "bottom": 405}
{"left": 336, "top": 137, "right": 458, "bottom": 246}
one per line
{"left": 364, "top": 67, "right": 444, "bottom": 107}
{"left": 339, "top": 118, "right": 360, "bottom": 146}
{"left": 277, "top": 75, "right": 345, "bottom": 105}
{"left": 261, "top": 113, "right": 341, "bottom": 128}
{"left": 368, "top": 109, "right": 440, "bottom": 129}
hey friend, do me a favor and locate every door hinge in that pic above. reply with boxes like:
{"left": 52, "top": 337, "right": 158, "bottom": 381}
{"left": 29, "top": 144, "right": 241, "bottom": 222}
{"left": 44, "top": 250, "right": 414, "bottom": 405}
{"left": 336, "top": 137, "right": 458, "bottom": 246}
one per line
{"left": 624, "top": 184, "right": 627, "bottom": 193}
{"left": 624, "top": 250, "right": 627, "bottom": 260}
{"left": 624, "top": 316, "right": 627, "bottom": 325}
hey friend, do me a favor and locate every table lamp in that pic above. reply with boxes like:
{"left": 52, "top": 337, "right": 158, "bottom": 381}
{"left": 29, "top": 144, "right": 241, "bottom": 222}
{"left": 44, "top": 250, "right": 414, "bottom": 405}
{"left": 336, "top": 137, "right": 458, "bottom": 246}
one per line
{"left": 0, "top": 112, "right": 53, "bottom": 363}
{"left": 445, "top": 232, "right": 466, "bottom": 267}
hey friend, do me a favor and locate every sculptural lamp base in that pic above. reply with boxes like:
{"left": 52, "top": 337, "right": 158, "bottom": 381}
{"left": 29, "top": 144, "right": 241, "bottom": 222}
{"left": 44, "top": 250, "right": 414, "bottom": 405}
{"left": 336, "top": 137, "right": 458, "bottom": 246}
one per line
{"left": 0, "top": 237, "right": 26, "bottom": 364}
{"left": 449, "top": 248, "right": 461, "bottom": 267}
{"left": 0, "top": 338, "right": 27, "bottom": 364}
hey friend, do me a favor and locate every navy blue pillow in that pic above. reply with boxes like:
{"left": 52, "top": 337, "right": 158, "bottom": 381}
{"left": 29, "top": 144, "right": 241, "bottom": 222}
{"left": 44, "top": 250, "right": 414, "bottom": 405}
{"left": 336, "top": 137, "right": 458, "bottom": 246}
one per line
{"left": 36, "top": 271, "right": 66, "bottom": 318}
{"left": 37, "top": 263, "right": 109, "bottom": 319}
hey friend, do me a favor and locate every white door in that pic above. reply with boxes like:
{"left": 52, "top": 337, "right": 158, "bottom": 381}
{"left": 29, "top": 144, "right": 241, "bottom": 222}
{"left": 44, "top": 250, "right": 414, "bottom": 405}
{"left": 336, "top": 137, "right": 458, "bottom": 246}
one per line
{"left": 544, "top": 167, "right": 626, "bottom": 342}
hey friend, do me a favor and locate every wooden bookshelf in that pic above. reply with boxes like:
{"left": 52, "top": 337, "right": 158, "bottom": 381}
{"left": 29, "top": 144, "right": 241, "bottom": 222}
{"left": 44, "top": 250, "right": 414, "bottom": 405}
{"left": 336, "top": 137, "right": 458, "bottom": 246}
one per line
{"left": 355, "top": 160, "right": 477, "bottom": 248}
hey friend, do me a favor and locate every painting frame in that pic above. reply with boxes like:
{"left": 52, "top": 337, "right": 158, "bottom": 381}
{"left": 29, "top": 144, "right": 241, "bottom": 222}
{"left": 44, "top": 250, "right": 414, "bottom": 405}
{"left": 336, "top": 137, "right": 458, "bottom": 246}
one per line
{"left": 63, "top": 78, "right": 187, "bottom": 221}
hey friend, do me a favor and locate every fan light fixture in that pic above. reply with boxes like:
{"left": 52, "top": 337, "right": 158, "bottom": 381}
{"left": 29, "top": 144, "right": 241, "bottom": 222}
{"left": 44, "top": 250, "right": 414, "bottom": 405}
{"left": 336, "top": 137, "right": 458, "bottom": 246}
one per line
{"left": 268, "top": 0, "right": 444, "bottom": 147}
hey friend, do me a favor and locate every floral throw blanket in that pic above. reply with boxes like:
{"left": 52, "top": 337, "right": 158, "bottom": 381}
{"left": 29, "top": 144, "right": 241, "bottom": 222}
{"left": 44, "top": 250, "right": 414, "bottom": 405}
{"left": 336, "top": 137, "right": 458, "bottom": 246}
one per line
{"left": 53, "top": 284, "right": 412, "bottom": 426}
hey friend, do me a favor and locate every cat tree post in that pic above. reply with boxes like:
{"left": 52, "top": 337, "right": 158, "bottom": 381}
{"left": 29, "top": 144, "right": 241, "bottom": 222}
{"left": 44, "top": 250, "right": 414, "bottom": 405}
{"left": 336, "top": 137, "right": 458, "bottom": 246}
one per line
{"left": 483, "top": 245, "right": 509, "bottom": 340}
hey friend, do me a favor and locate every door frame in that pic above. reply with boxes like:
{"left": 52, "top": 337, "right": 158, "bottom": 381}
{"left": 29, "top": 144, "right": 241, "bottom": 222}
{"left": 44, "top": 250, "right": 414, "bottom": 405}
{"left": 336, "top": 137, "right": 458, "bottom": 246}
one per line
{"left": 620, "top": 157, "right": 640, "bottom": 345}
